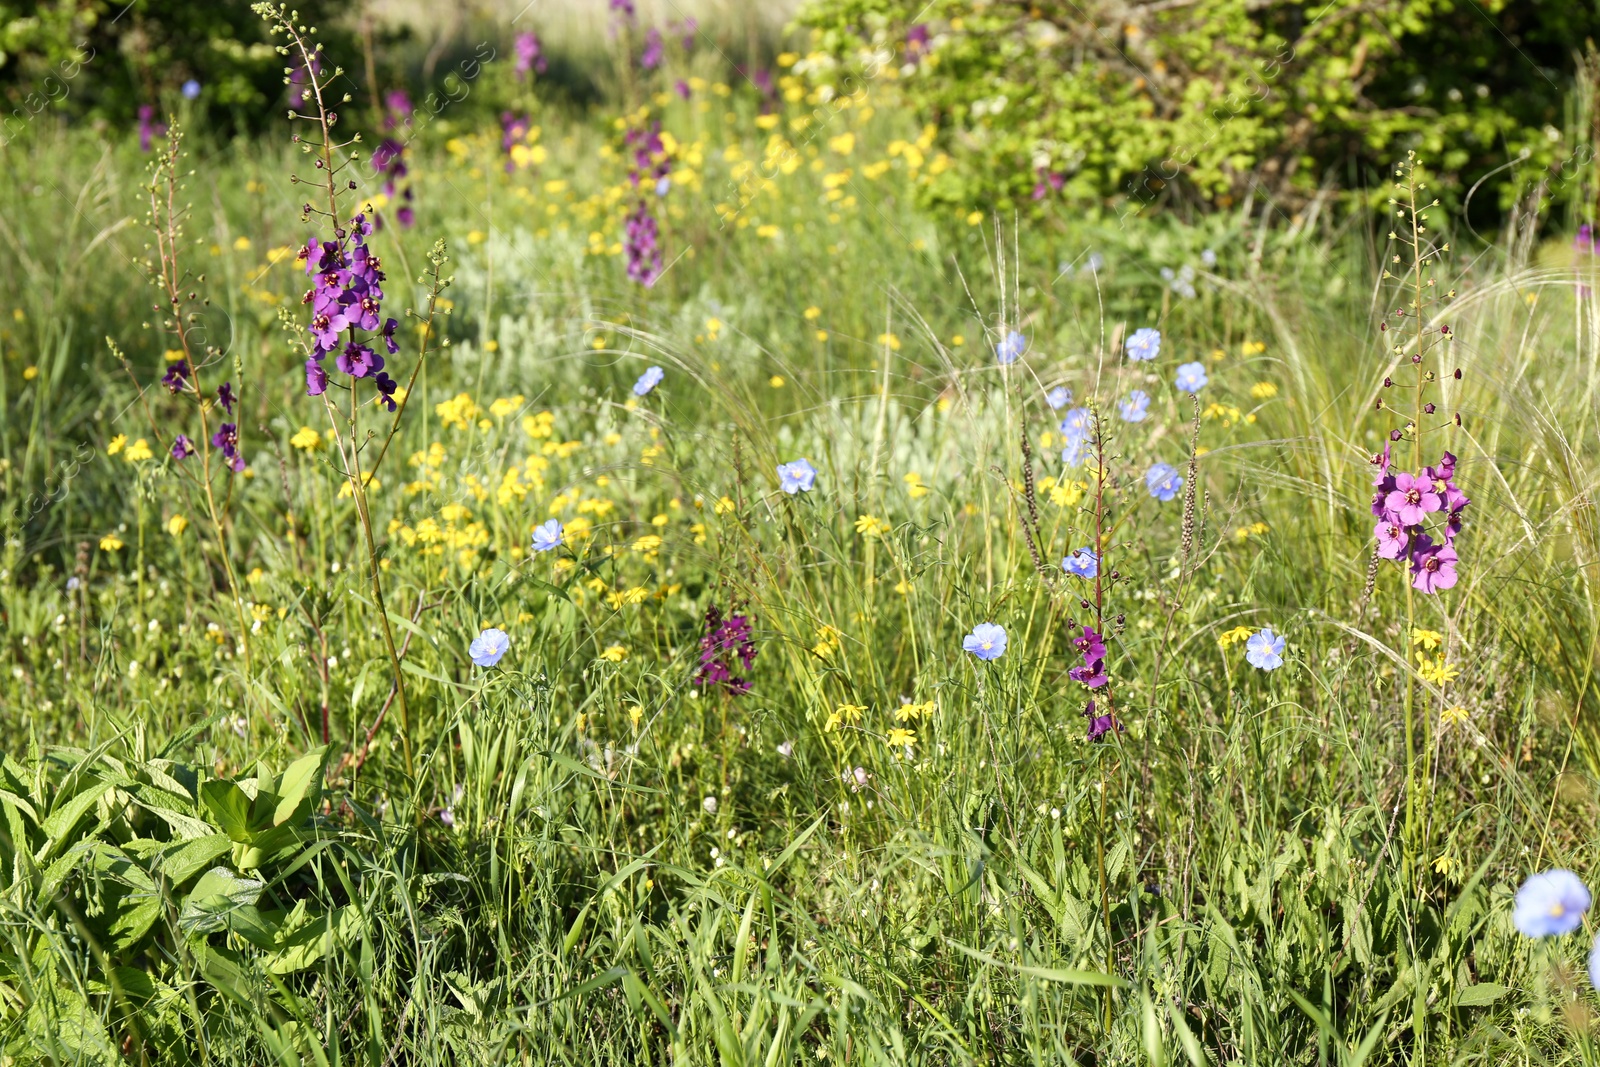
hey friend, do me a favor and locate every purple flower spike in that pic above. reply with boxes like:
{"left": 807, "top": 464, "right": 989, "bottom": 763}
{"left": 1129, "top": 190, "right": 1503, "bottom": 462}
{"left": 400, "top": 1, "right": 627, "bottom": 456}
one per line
{"left": 694, "top": 605, "right": 757, "bottom": 695}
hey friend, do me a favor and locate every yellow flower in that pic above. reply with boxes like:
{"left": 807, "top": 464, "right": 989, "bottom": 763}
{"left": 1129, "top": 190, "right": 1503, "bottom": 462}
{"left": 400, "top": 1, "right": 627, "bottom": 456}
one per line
{"left": 886, "top": 727, "right": 917, "bottom": 748}
{"left": 965, "top": 210, "right": 983, "bottom": 226}
{"left": 1440, "top": 705, "right": 1470, "bottom": 728}
{"left": 951, "top": 334, "right": 965, "bottom": 346}
{"left": 814, "top": 330, "right": 829, "bottom": 342}
{"left": 166, "top": 514, "right": 189, "bottom": 537}
{"left": 769, "top": 375, "right": 785, "bottom": 388}
{"left": 837, "top": 703, "right": 866, "bottom": 723}
{"left": 1217, "top": 625, "right": 1254, "bottom": 649}
{"left": 123, "top": 438, "right": 153, "bottom": 463}
{"left": 1048, "top": 480, "right": 1086, "bottom": 507}
{"left": 803, "top": 306, "right": 822, "bottom": 320}
{"left": 98, "top": 535, "right": 124, "bottom": 552}
{"left": 336, "top": 472, "right": 380, "bottom": 498}
{"left": 713, "top": 496, "right": 738, "bottom": 515}
{"left": 1249, "top": 381, "right": 1279, "bottom": 399}
{"left": 896, "top": 699, "right": 934, "bottom": 721}
{"left": 106, "top": 434, "right": 127, "bottom": 456}
{"left": 690, "top": 522, "right": 707, "bottom": 544}
{"left": 855, "top": 514, "right": 890, "bottom": 537}
{"left": 1411, "top": 628, "right": 1443, "bottom": 650}
{"left": 812, "top": 625, "right": 841, "bottom": 659}
{"left": 828, "top": 132, "right": 855, "bottom": 155}
{"left": 1232, "top": 521, "right": 1270, "bottom": 541}
{"left": 632, "top": 534, "right": 663, "bottom": 554}
{"left": 290, "top": 426, "right": 322, "bottom": 451}
{"left": 435, "top": 393, "right": 482, "bottom": 430}
{"left": 628, "top": 705, "right": 644, "bottom": 729}
{"left": 1416, "top": 652, "right": 1459, "bottom": 687}
{"left": 599, "top": 645, "right": 628, "bottom": 663}
{"left": 651, "top": 513, "right": 669, "bottom": 528}
{"left": 489, "top": 395, "right": 525, "bottom": 419}
{"left": 876, "top": 332, "right": 901, "bottom": 351}
{"left": 1241, "top": 340, "right": 1266, "bottom": 356}
{"left": 22, "top": 365, "right": 38, "bottom": 381}
{"left": 903, "top": 472, "right": 930, "bottom": 499}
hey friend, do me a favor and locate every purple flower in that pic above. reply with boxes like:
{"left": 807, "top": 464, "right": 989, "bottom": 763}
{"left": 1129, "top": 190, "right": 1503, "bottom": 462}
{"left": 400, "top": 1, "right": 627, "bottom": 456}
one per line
{"left": 694, "top": 605, "right": 757, "bottom": 694}
{"left": 374, "top": 371, "right": 399, "bottom": 412}
{"left": 384, "top": 90, "right": 413, "bottom": 129}
{"left": 905, "top": 23, "right": 930, "bottom": 61}
{"left": 624, "top": 201, "right": 661, "bottom": 287}
{"left": 1375, "top": 521, "right": 1408, "bottom": 560}
{"left": 161, "top": 361, "right": 189, "bottom": 395}
{"left": 1578, "top": 225, "right": 1596, "bottom": 257}
{"left": 640, "top": 27, "right": 664, "bottom": 70}
{"left": 337, "top": 341, "right": 383, "bottom": 379}
{"left": 1118, "top": 390, "right": 1150, "bottom": 422}
{"left": 1126, "top": 327, "right": 1161, "bottom": 362}
{"left": 675, "top": 79, "right": 691, "bottom": 99}
{"left": 1031, "top": 169, "right": 1063, "bottom": 200}
{"left": 217, "top": 381, "right": 236, "bottom": 414}
{"left": 1146, "top": 462, "right": 1182, "bottom": 502}
{"left": 1410, "top": 537, "right": 1459, "bottom": 594}
{"left": 963, "top": 622, "right": 1007, "bottom": 661}
{"left": 211, "top": 422, "right": 244, "bottom": 473}
{"left": 514, "top": 32, "right": 547, "bottom": 78}
{"left": 1384, "top": 471, "right": 1441, "bottom": 527}
{"left": 170, "top": 434, "right": 194, "bottom": 460}
{"left": 469, "top": 628, "right": 510, "bottom": 668}
{"left": 1069, "top": 625, "right": 1108, "bottom": 688}
{"left": 777, "top": 458, "right": 817, "bottom": 494}
{"left": 305, "top": 358, "right": 328, "bottom": 396}
{"left": 1084, "top": 699, "right": 1121, "bottom": 741}
{"left": 137, "top": 105, "right": 165, "bottom": 152}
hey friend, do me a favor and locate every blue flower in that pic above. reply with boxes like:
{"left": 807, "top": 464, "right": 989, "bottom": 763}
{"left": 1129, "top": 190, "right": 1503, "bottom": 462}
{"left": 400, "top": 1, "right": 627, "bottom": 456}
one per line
{"left": 963, "top": 622, "right": 1007, "bottom": 661}
{"left": 1061, "top": 436, "right": 1088, "bottom": 467}
{"left": 469, "top": 627, "right": 511, "bottom": 668}
{"left": 1174, "top": 361, "right": 1209, "bottom": 393}
{"left": 655, "top": 176, "right": 671, "bottom": 197}
{"left": 1514, "top": 869, "right": 1591, "bottom": 937}
{"left": 1145, "top": 462, "right": 1182, "bottom": 501}
{"left": 633, "top": 366, "right": 664, "bottom": 396}
{"left": 182, "top": 79, "right": 201, "bottom": 100}
{"left": 1126, "top": 327, "right": 1161, "bottom": 362}
{"left": 1244, "top": 628, "right": 1285, "bottom": 670}
{"left": 1063, "top": 548, "right": 1098, "bottom": 579}
{"left": 777, "top": 458, "right": 817, "bottom": 494}
{"left": 1118, "top": 390, "right": 1150, "bottom": 422}
{"left": 531, "top": 519, "right": 563, "bottom": 553}
{"left": 995, "top": 330, "right": 1026, "bottom": 364}
{"left": 1058, "top": 407, "right": 1092, "bottom": 438}
{"left": 1046, "top": 385, "right": 1073, "bottom": 410}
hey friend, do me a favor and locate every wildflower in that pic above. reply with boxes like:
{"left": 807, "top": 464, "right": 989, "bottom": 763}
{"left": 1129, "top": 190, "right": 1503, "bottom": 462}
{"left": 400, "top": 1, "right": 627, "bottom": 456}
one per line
{"left": 1084, "top": 699, "right": 1121, "bottom": 741}
{"left": 842, "top": 766, "right": 870, "bottom": 792}
{"left": 702, "top": 795, "right": 718, "bottom": 814}
{"left": 1513, "top": 870, "right": 1590, "bottom": 937}
{"left": 170, "top": 435, "right": 194, "bottom": 460}
{"left": 123, "top": 438, "right": 153, "bottom": 463}
{"left": 1174, "top": 362, "right": 1209, "bottom": 393}
{"left": 855, "top": 515, "right": 890, "bottom": 537}
{"left": 514, "top": 31, "right": 548, "bottom": 77}
{"left": 1590, "top": 933, "right": 1600, "bottom": 991}
{"left": 834, "top": 704, "right": 867, "bottom": 724}
{"left": 694, "top": 606, "right": 757, "bottom": 695}
{"left": 624, "top": 201, "right": 661, "bottom": 287}
{"left": 1118, "top": 390, "right": 1150, "bottom": 422}
{"left": 469, "top": 627, "right": 510, "bottom": 668}
{"left": 211, "top": 423, "right": 244, "bottom": 473}
{"left": 1416, "top": 652, "right": 1460, "bottom": 686}
{"left": 995, "top": 330, "right": 1026, "bottom": 364}
{"left": 778, "top": 458, "right": 818, "bottom": 495}
{"left": 634, "top": 366, "right": 664, "bottom": 396}
{"left": 161, "top": 361, "right": 189, "bottom": 394}
{"left": 1244, "top": 628, "right": 1285, "bottom": 670}
{"left": 1375, "top": 521, "right": 1408, "bottom": 560}
{"left": 1046, "top": 386, "right": 1073, "bottom": 410}
{"left": 963, "top": 622, "right": 1007, "bottom": 661}
{"left": 600, "top": 645, "right": 628, "bottom": 662}
{"left": 137, "top": 104, "right": 165, "bottom": 152}
{"left": 777, "top": 740, "right": 794, "bottom": 758}
{"left": 1126, "top": 327, "right": 1161, "bottom": 362}
{"left": 305, "top": 358, "right": 328, "bottom": 396}
{"left": 290, "top": 426, "right": 322, "bottom": 451}
{"left": 903, "top": 472, "right": 930, "bottom": 499}
{"left": 886, "top": 727, "right": 917, "bottom": 748}
{"left": 1058, "top": 407, "right": 1093, "bottom": 467}
{"left": 166, "top": 514, "right": 188, "bottom": 537}
{"left": 99, "top": 535, "right": 123, "bottom": 552}
{"left": 1145, "top": 463, "right": 1182, "bottom": 502}
{"left": 182, "top": 79, "right": 201, "bottom": 100}
{"left": 1217, "top": 625, "right": 1253, "bottom": 649}
{"left": 1250, "top": 381, "right": 1278, "bottom": 399}
{"left": 1384, "top": 472, "right": 1441, "bottom": 527}
{"left": 1063, "top": 548, "right": 1098, "bottom": 579}
{"left": 531, "top": 519, "right": 564, "bottom": 554}
{"left": 1069, "top": 626, "right": 1108, "bottom": 688}
{"left": 1409, "top": 538, "right": 1459, "bottom": 594}
{"left": 107, "top": 435, "right": 127, "bottom": 456}
{"left": 1440, "top": 705, "right": 1470, "bottom": 728}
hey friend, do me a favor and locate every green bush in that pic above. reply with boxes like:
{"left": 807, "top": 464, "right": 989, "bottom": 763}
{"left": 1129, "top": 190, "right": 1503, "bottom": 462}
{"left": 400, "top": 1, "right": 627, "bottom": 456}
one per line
{"left": 792, "top": 0, "right": 1597, "bottom": 215}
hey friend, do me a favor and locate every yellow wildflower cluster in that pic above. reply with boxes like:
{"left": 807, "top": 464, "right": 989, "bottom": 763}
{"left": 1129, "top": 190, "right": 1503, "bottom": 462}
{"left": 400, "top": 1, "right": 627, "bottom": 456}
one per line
{"left": 903, "top": 472, "right": 930, "bottom": 499}
{"left": 1217, "top": 625, "right": 1254, "bottom": 649}
{"left": 1039, "top": 476, "right": 1087, "bottom": 507}
{"left": 825, "top": 703, "right": 867, "bottom": 731}
{"left": 855, "top": 515, "right": 890, "bottom": 537}
{"left": 1416, "top": 652, "right": 1459, "bottom": 687}
{"left": 894, "top": 698, "right": 934, "bottom": 722}
{"left": 436, "top": 393, "right": 482, "bottom": 430}
{"left": 1233, "top": 522, "right": 1270, "bottom": 541}
{"left": 1202, "top": 403, "right": 1256, "bottom": 428}
{"left": 812, "top": 625, "right": 842, "bottom": 659}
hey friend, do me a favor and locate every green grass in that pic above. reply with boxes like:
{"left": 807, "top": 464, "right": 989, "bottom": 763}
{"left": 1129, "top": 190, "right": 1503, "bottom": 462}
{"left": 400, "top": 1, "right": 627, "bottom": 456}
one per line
{"left": 1, "top": 67, "right": 1600, "bottom": 1065}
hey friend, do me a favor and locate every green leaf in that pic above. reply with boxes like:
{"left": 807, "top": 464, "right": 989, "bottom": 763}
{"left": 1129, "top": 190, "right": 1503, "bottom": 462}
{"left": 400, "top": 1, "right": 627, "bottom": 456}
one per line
{"left": 1452, "top": 983, "right": 1512, "bottom": 1007}
{"left": 179, "top": 866, "right": 265, "bottom": 934}
{"left": 199, "top": 781, "right": 254, "bottom": 841}
{"left": 273, "top": 746, "right": 326, "bottom": 828}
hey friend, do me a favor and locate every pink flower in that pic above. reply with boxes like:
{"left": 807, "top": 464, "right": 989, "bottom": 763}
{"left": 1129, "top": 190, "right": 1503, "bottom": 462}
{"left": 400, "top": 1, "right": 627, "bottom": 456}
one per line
{"left": 1384, "top": 471, "right": 1441, "bottom": 526}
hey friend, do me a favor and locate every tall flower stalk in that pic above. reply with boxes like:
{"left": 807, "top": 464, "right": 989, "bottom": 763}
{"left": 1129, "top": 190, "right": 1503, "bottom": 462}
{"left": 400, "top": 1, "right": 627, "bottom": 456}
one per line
{"left": 1374, "top": 152, "right": 1461, "bottom": 884}
{"left": 258, "top": 4, "right": 448, "bottom": 779}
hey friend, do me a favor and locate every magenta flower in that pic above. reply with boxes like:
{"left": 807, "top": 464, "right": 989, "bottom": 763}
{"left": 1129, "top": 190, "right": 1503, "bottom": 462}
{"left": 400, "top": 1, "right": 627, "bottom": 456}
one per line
{"left": 211, "top": 422, "right": 244, "bottom": 473}
{"left": 1410, "top": 538, "right": 1459, "bottom": 594}
{"left": 694, "top": 605, "right": 757, "bottom": 694}
{"left": 305, "top": 358, "right": 328, "bottom": 396}
{"left": 170, "top": 435, "right": 194, "bottom": 460}
{"left": 161, "top": 361, "right": 189, "bottom": 395}
{"left": 1375, "top": 521, "right": 1408, "bottom": 560}
{"left": 1084, "top": 699, "right": 1121, "bottom": 741}
{"left": 1384, "top": 471, "right": 1441, "bottom": 527}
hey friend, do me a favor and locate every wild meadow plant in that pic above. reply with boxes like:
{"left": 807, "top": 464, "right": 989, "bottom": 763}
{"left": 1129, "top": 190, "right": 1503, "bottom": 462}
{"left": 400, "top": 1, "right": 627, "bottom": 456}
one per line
{"left": 256, "top": 4, "right": 452, "bottom": 777}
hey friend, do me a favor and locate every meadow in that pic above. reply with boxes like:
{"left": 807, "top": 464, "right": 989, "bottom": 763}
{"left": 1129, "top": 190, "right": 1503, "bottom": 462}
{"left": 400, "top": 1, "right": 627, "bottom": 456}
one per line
{"left": 1, "top": 8, "right": 1600, "bottom": 1065}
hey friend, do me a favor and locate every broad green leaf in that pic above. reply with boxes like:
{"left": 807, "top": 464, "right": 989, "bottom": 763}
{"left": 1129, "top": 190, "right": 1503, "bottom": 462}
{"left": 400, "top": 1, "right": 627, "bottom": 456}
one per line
{"left": 199, "top": 781, "right": 254, "bottom": 841}
{"left": 179, "top": 866, "right": 265, "bottom": 934}
{"left": 273, "top": 746, "right": 327, "bottom": 828}
{"left": 1452, "top": 983, "right": 1512, "bottom": 1007}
